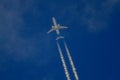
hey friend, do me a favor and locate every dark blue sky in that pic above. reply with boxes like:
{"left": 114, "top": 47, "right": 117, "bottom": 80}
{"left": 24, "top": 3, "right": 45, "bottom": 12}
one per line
{"left": 0, "top": 0, "right": 120, "bottom": 80}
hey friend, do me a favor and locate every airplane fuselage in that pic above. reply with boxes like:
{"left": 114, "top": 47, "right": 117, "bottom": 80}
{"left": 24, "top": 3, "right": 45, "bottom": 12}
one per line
{"left": 52, "top": 17, "right": 60, "bottom": 34}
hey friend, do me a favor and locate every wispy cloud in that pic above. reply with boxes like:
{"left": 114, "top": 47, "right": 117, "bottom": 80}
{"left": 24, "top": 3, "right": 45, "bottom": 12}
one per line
{"left": 57, "top": 0, "right": 120, "bottom": 32}
{"left": 81, "top": 0, "right": 120, "bottom": 31}
{"left": 0, "top": 0, "right": 52, "bottom": 64}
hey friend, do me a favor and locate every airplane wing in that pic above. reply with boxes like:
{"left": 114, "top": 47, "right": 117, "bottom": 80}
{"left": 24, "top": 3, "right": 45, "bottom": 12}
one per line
{"left": 47, "top": 28, "right": 54, "bottom": 34}
{"left": 59, "top": 26, "right": 68, "bottom": 29}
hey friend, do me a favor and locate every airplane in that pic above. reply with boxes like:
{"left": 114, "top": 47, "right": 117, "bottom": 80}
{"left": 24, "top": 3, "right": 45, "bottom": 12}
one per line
{"left": 47, "top": 17, "right": 68, "bottom": 35}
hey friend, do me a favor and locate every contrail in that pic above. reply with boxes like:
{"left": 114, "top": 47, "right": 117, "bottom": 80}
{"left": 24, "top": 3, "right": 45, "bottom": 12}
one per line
{"left": 63, "top": 40, "right": 79, "bottom": 80}
{"left": 56, "top": 42, "right": 71, "bottom": 80}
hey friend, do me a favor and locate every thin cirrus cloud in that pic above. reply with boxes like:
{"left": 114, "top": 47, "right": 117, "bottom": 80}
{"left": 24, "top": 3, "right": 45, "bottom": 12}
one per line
{"left": 0, "top": 0, "right": 52, "bottom": 65}
{"left": 81, "top": 0, "right": 120, "bottom": 31}
{"left": 57, "top": 0, "right": 120, "bottom": 32}
{"left": 0, "top": 0, "right": 119, "bottom": 67}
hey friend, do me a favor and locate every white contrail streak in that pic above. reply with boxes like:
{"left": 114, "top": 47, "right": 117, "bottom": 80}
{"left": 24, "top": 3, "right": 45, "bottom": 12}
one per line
{"left": 64, "top": 41, "right": 79, "bottom": 80}
{"left": 56, "top": 42, "right": 71, "bottom": 80}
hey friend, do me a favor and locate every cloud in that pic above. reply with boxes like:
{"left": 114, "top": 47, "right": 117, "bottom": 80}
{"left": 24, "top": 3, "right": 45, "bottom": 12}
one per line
{"left": 56, "top": 0, "right": 120, "bottom": 32}
{"left": 0, "top": 0, "right": 119, "bottom": 64}
{"left": 0, "top": 0, "right": 53, "bottom": 65}
{"left": 81, "top": 0, "right": 120, "bottom": 31}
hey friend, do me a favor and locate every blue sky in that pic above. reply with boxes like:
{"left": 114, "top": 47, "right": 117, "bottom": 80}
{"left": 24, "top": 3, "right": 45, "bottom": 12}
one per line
{"left": 0, "top": 0, "right": 120, "bottom": 80}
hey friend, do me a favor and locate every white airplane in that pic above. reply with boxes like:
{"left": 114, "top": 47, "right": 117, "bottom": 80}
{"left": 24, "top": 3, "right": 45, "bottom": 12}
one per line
{"left": 47, "top": 17, "right": 68, "bottom": 35}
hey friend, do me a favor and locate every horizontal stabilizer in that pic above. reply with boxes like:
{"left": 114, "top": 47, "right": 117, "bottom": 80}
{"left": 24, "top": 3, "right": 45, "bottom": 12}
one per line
{"left": 56, "top": 36, "right": 64, "bottom": 40}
